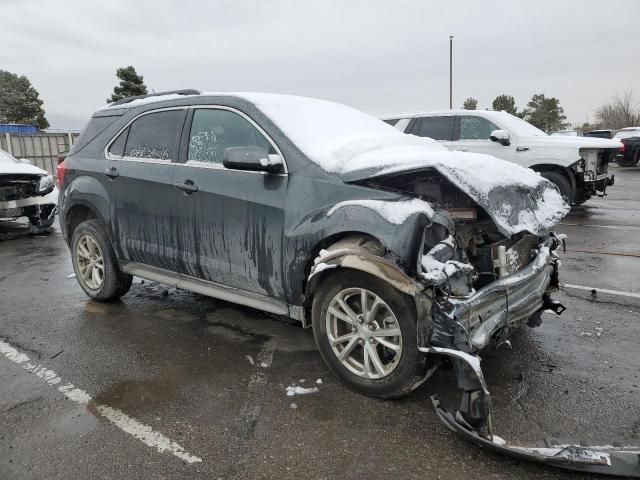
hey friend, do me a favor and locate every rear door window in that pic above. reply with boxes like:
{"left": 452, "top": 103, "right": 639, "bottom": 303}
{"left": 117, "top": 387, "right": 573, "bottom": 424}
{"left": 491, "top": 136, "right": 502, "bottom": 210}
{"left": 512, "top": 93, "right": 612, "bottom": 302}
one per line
{"left": 122, "top": 110, "right": 185, "bottom": 161}
{"left": 416, "top": 116, "right": 455, "bottom": 141}
{"left": 459, "top": 115, "right": 499, "bottom": 140}
{"left": 187, "top": 109, "right": 274, "bottom": 166}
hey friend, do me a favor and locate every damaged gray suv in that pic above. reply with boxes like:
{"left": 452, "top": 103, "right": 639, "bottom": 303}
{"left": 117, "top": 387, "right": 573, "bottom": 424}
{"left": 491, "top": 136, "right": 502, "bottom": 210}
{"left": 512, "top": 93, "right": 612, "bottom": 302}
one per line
{"left": 59, "top": 91, "right": 635, "bottom": 475}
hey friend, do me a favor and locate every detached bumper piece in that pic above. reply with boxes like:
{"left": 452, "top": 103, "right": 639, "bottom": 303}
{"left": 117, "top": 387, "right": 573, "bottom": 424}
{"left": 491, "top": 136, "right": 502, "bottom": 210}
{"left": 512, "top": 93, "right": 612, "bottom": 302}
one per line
{"left": 432, "top": 397, "right": 640, "bottom": 477}
{"left": 423, "top": 347, "right": 640, "bottom": 477}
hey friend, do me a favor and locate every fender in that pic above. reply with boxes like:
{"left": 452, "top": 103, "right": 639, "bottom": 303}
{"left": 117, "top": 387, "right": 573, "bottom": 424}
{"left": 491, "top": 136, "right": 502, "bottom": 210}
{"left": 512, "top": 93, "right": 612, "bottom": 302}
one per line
{"left": 60, "top": 174, "right": 111, "bottom": 239}
{"left": 306, "top": 235, "right": 433, "bottom": 334}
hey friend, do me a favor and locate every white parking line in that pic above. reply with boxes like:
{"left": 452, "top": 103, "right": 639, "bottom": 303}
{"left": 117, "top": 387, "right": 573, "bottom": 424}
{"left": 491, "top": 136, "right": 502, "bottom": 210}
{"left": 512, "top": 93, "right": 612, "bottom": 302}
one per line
{"left": 563, "top": 284, "right": 640, "bottom": 300}
{"left": 0, "top": 339, "right": 202, "bottom": 464}
{"left": 561, "top": 222, "right": 640, "bottom": 232}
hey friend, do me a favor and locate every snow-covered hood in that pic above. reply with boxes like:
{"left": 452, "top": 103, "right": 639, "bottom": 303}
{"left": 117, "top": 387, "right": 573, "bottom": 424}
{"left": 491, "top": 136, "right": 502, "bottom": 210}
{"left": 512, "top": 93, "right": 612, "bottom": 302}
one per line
{"left": 0, "top": 161, "right": 48, "bottom": 176}
{"left": 334, "top": 138, "right": 570, "bottom": 237}
{"left": 240, "top": 93, "right": 569, "bottom": 236}
{"left": 518, "top": 135, "right": 622, "bottom": 150}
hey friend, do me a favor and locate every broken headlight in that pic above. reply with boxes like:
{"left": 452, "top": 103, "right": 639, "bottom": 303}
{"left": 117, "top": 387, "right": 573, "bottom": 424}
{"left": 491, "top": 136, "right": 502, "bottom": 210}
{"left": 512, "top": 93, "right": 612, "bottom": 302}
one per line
{"left": 37, "top": 175, "right": 54, "bottom": 195}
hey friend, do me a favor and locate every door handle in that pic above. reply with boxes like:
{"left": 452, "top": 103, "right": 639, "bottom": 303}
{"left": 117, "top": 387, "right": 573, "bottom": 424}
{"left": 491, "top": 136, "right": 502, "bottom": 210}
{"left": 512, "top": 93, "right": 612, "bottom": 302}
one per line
{"left": 457, "top": 147, "right": 468, "bottom": 152}
{"left": 104, "top": 167, "right": 119, "bottom": 179}
{"left": 174, "top": 180, "right": 198, "bottom": 194}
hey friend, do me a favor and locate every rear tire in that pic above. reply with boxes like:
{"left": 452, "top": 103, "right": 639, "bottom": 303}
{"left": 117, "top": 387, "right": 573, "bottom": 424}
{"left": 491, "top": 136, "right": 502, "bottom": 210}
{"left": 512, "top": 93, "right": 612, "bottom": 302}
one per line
{"left": 540, "top": 171, "right": 572, "bottom": 203}
{"left": 71, "top": 219, "right": 132, "bottom": 301}
{"left": 616, "top": 151, "right": 637, "bottom": 167}
{"left": 312, "top": 269, "right": 428, "bottom": 399}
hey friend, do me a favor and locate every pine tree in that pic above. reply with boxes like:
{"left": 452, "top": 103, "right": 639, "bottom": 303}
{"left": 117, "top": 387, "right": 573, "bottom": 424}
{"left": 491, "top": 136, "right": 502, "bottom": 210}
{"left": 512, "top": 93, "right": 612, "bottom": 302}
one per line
{"left": 491, "top": 94, "right": 518, "bottom": 116}
{"left": 523, "top": 94, "right": 567, "bottom": 133}
{"left": 107, "top": 66, "right": 148, "bottom": 103}
{"left": 0, "top": 70, "right": 49, "bottom": 129}
{"left": 462, "top": 97, "right": 478, "bottom": 110}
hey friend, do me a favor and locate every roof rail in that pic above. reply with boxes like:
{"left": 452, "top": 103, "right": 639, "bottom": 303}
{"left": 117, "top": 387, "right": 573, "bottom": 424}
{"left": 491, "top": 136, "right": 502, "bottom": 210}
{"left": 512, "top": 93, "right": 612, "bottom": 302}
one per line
{"left": 109, "top": 89, "right": 202, "bottom": 107}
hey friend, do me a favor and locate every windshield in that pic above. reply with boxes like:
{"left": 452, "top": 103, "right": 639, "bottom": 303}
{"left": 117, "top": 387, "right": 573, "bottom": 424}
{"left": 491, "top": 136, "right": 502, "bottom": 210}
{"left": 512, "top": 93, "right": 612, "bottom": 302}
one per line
{"left": 241, "top": 93, "right": 444, "bottom": 172}
{"left": 492, "top": 111, "right": 547, "bottom": 137}
{"left": 614, "top": 130, "right": 640, "bottom": 139}
{"left": 0, "top": 149, "right": 19, "bottom": 165}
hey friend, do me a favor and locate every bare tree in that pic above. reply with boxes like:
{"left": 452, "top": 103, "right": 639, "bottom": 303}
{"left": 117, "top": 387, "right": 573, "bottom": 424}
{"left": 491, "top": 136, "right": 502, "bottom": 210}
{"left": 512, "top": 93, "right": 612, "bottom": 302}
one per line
{"left": 594, "top": 91, "right": 640, "bottom": 129}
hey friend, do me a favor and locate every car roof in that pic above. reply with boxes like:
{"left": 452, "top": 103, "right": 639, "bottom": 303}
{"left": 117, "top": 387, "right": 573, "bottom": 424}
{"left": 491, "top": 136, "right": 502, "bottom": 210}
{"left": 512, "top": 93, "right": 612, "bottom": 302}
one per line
{"left": 380, "top": 109, "right": 508, "bottom": 121}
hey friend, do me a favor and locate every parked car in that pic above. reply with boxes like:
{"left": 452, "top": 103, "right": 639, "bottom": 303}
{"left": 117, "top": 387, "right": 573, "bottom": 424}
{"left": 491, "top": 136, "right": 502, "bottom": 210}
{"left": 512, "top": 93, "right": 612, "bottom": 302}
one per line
{"left": 384, "top": 110, "right": 621, "bottom": 204}
{"left": 0, "top": 149, "right": 57, "bottom": 233}
{"left": 613, "top": 127, "right": 640, "bottom": 167}
{"left": 585, "top": 129, "right": 614, "bottom": 139}
{"left": 58, "top": 90, "right": 599, "bottom": 468}
{"left": 551, "top": 129, "right": 580, "bottom": 136}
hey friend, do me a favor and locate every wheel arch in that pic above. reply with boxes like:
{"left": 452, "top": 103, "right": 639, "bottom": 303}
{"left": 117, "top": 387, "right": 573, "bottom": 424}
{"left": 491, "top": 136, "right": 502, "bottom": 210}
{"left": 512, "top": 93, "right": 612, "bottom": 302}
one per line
{"left": 65, "top": 203, "right": 101, "bottom": 246}
{"left": 302, "top": 233, "right": 432, "bottom": 329}
{"left": 529, "top": 163, "right": 576, "bottom": 199}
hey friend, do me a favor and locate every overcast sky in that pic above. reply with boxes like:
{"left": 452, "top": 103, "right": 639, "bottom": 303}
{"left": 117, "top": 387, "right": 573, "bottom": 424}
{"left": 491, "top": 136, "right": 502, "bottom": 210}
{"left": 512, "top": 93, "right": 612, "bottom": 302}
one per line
{"left": 1, "top": 0, "right": 638, "bottom": 130}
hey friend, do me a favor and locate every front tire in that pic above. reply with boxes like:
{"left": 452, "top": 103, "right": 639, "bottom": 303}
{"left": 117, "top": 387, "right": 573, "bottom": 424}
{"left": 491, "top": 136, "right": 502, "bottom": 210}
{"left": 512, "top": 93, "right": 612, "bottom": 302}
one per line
{"left": 312, "top": 270, "right": 428, "bottom": 399}
{"left": 540, "top": 171, "right": 573, "bottom": 203}
{"left": 71, "top": 219, "right": 132, "bottom": 301}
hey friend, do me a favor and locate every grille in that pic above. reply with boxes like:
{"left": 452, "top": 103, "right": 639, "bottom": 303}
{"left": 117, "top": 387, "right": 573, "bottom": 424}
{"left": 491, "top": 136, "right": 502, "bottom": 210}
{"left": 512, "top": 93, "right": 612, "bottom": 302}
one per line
{"left": 0, "top": 175, "right": 39, "bottom": 201}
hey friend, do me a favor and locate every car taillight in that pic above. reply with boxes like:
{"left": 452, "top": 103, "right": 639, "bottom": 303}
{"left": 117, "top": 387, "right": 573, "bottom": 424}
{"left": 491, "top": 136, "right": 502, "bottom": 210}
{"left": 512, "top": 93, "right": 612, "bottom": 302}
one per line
{"left": 56, "top": 159, "right": 67, "bottom": 187}
{"left": 619, "top": 144, "right": 625, "bottom": 153}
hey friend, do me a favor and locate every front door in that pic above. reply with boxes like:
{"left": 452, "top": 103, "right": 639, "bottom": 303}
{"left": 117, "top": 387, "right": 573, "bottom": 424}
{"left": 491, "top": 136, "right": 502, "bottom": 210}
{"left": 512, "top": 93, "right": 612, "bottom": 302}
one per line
{"left": 171, "top": 107, "right": 288, "bottom": 299}
{"left": 453, "top": 115, "right": 516, "bottom": 161}
{"left": 107, "top": 108, "right": 186, "bottom": 270}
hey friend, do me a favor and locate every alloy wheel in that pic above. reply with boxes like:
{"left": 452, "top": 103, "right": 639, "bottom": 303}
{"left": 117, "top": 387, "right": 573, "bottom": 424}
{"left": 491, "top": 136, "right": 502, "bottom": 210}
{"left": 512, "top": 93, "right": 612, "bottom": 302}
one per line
{"left": 326, "top": 287, "right": 403, "bottom": 379}
{"left": 76, "top": 234, "right": 105, "bottom": 290}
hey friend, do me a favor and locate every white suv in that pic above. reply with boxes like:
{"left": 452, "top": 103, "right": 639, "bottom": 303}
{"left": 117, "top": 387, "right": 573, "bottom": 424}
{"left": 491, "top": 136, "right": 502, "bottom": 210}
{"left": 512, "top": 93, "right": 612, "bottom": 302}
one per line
{"left": 384, "top": 110, "right": 621, "bottom": 204}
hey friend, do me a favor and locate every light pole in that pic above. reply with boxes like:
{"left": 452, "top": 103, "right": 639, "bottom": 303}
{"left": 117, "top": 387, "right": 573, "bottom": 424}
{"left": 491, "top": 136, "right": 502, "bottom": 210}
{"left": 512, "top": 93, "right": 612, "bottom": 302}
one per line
{"left": 449, "top": 35, "right": 453, "bottom": 109}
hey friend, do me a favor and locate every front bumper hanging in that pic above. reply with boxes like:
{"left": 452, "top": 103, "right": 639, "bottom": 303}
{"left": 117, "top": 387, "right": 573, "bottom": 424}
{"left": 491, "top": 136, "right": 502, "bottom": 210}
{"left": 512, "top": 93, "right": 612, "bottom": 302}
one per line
{"left": 422, "top": 346, "right": 640, "bottom": 477}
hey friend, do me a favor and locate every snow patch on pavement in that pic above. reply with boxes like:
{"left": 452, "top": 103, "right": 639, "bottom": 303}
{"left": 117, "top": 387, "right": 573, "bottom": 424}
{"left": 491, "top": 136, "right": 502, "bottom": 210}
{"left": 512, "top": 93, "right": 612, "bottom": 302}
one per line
{"left": 286, "top": 385, "right": 319, "bottom": 397}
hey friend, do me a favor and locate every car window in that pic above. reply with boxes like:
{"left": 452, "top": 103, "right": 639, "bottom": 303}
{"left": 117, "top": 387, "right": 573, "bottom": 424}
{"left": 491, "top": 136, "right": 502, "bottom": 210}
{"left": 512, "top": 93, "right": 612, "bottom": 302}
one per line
{"left": 108, "top": 127, "right": 128, "bottom": 157}
{"left": 123, "top": 110, "right": 184, "bottom": 161}
{"left": 415, "top": 116, "right": 454, "bottom": 141}
{"left": 459, "top": 116, "right": 499, "bottom": 140}
{"left": 382, "top": 119, "right": 398, "bottom": 126}
{"left": 187, "top": 109, "right": 273, "bottom": 165}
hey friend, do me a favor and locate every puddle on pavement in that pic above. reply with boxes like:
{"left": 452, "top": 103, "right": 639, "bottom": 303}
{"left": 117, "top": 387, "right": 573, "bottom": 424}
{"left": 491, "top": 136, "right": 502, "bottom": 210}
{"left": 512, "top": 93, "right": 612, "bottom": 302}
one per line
{"left": 153, "top": 307, "right": 201, "bottom": 323}
{"left": 50, "top": 405, "right": 98, "bottom": 436}
{"left": 89, "top": 359, "right": 218, "bottom": 415}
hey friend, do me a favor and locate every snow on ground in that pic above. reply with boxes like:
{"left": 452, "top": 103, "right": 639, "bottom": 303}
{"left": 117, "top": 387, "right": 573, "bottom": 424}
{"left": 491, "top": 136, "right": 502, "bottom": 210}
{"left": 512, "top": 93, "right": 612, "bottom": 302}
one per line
{"left": 286, "top": 385, "right": 319, "bottom": 396}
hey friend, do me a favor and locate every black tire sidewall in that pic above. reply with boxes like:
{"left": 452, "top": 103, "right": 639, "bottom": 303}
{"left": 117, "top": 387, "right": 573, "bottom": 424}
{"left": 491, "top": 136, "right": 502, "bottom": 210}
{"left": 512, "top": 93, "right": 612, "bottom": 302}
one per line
{"left": 312, "top": 269, "right": 426, "bottom": 398}
{"left": 540, "top": 171, "right": 572, "bottom": 203}
{"left": 71, "top": 219, "right": 128, "bottom": 301}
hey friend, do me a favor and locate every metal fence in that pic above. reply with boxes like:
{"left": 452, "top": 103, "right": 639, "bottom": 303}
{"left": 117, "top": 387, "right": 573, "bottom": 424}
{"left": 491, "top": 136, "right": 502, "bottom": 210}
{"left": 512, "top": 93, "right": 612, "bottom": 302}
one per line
{"left": 1, "top": 132, "right": 80, "bottom": 175}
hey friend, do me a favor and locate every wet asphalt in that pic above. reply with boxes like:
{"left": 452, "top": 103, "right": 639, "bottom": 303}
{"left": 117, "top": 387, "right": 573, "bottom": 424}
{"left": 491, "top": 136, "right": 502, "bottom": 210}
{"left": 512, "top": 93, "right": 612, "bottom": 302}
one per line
{"left": 1, "top": 164, "right": 639, "bottom": 479}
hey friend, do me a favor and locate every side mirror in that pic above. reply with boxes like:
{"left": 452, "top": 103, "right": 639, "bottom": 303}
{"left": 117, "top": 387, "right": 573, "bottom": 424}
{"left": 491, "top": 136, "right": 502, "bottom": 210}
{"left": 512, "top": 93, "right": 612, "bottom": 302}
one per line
{"left": 490, "top": 129, "right": 511, "bottom": 146}
{"left": 222, "top": 146, "right": 283, "bottom": 174}
{"left": 19, "top": 158, "right": 32, "bottom": 165}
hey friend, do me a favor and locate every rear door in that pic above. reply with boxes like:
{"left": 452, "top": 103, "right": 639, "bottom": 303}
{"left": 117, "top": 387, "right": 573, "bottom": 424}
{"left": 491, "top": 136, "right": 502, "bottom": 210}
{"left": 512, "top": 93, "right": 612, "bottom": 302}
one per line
{"left": 106, "top": 108, "right": 187, "bottom": 270}
{"left": 407, "top": 116, "right": 456, "bottom": 150}
{"left": 171, "top": 106, "right": 288, "bottom": 299}
{"left": 454, "top": 114, "right": 516, "bottom": 161}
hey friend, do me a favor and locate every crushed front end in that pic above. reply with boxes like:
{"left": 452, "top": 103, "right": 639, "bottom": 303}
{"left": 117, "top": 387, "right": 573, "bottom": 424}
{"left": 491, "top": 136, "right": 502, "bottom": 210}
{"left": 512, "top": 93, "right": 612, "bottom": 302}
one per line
{"left": 415, "top": 213, "right": 639, "bottom": 476}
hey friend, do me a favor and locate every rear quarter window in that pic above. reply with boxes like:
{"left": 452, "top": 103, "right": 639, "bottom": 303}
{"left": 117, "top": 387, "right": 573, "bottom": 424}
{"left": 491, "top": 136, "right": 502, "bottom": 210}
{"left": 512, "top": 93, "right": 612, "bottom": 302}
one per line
{"left": 69, "top": 115, "right": 122, "bottom": 155}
